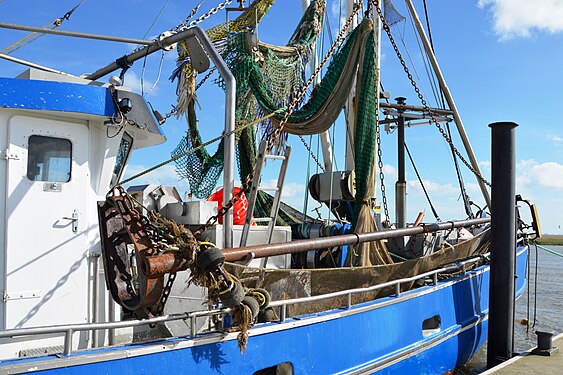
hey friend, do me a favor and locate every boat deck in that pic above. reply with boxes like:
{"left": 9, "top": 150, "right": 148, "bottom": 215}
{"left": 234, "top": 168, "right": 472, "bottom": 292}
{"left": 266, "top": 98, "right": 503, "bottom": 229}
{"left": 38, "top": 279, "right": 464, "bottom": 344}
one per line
{"left": 483, "top": 332, "right": 562, "bottom": 374}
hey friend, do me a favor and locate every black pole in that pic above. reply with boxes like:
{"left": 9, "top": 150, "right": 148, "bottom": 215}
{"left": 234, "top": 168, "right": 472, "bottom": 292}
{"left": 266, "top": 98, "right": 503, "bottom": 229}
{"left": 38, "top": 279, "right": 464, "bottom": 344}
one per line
{"left": 487, "top": 121, "right": 518, "bottom": 368}
{"left": 395, "top": 97, "right": 407, "bottom": 229}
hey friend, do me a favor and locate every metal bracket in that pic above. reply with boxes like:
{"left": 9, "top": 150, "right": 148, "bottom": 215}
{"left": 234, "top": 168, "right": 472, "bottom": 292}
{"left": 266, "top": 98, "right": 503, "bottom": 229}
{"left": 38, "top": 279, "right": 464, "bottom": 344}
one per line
{"left": 2, "top": 149, "right": 19, "bottom": 160}
{"left": 3, "top": 290, "right": 42, "bottom": 302}
{"left": 184, "top": 35, "right": 210, "bottom": 73}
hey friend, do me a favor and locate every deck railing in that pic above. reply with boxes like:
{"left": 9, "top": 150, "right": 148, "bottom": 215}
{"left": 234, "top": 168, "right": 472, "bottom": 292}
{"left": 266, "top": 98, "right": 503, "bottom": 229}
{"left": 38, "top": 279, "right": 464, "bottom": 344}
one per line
{"left": 0, "top": 254, "right": 489, "bottom": 357}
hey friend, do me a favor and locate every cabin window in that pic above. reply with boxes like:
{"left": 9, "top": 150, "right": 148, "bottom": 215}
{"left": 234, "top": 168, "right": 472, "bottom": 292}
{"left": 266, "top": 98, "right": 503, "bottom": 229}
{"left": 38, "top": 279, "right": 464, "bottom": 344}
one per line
{"left": 111, "top": 132, "right": 133, "bottom": 186}
{"left": 26, "top": 135, "right": 72, "bottom": 182}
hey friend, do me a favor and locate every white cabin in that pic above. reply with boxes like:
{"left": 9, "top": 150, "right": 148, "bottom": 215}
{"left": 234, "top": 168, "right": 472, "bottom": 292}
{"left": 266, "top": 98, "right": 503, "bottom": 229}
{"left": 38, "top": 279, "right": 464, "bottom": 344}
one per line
{"left": 0, "top": 69, "right": 165, "bottom": 358}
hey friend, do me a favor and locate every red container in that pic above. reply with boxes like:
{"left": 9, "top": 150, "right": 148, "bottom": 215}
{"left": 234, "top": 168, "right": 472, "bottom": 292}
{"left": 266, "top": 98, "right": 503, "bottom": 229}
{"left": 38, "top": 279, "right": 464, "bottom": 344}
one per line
{"left": 207, "top": 187, "right": 248, "bottom": 225}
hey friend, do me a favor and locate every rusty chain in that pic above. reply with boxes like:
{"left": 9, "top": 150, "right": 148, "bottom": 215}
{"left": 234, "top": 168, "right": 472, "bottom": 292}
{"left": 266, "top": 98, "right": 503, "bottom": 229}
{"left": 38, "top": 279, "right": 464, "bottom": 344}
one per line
{"left": 120, "top": 4, "right": 362, "bottom": 314}
{"left": 193, "top": 3, "right": 363, "bottom": 238}
{"left": 372, "top": 1, "right": 491, "bottom": 188}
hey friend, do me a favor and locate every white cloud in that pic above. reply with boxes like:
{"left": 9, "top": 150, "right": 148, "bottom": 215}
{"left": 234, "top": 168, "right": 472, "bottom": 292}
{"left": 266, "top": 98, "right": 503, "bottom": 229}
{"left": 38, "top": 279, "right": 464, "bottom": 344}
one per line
{"left": 123, "top": 163, "right": 189, "bottom": 193}
{"left": 382, "top": 164, "right": 397, "bottom": 180}
{"left": 478, "top": 0, "right": 563, "bottom": 39}
{"left": 517, "top": 160, "right": 563, "bottom": 190}
{"left": 407, "top": 179, "right": 458, "bottom": 195}
{"left": 479, "top": 160, "right": 491, "bottom": 169}
{"left": 548, "top": 134, "right": 563, "bottom": 144}
{"left": 123, "top": 71, "right": 160, "bottom": 97}
{"left": 262, "top": 180, "right": 306, "bottom": 200}
{"left": 329, "top": 0, "right": 346, "bottom": 33}
{"left": 527, "top": 162, "right": 563, "bottom": 189}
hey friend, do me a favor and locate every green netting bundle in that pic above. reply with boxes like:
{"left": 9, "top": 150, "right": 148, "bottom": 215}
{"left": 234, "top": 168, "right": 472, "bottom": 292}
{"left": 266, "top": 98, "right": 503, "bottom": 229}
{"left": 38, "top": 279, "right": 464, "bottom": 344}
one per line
{"left": 346, "top": 28, "right": 393, "bottom": 267}
{"left": 173, "top": 0, "right": 325, "bottom": 201}
{"left": 171, "top": 100, "right": 226, "bottom": 198}
{"left": 172, "top": 0, "right": 276, "bottom": 117}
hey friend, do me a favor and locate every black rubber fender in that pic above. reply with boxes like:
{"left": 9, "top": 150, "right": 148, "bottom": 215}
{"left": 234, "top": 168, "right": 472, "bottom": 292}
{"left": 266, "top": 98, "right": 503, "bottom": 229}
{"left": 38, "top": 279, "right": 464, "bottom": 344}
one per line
{"left": 197, "top": 246, "right": 225, "bottom": 273}
{"left": 219, "top": 280, "right": 245, "bottom": 308}
{"left": 241, "top": 296, "right": 260, "bottom": 319}
{"left": 250, "top": 288, "right": 271, "bottom": 309}
{"left": 257, "top": 307, "right": 278, "bottom": 323}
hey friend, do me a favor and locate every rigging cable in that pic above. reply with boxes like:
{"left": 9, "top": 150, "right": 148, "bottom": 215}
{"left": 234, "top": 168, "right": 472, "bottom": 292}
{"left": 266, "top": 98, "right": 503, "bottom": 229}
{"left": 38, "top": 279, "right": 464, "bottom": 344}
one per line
{"left": 0, "top": 0, "right": 86, "bottom": 55}
{"left": 142, "top": 0, "right": 172, "bottom": 39}
{"left": 404, "top": 142, "right": 441, "bottom": 221}
{"left": 420, "top": 0, "right": 474, "bottom": 218}
{"left": 406, "top": 10, "right": 441, "bottom": 108}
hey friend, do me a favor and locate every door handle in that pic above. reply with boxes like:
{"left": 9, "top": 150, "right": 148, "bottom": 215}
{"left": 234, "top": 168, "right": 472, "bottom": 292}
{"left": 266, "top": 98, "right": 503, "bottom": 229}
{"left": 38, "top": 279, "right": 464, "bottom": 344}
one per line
{"left": 62, "top": 210, "right": 78, "bottom": 233}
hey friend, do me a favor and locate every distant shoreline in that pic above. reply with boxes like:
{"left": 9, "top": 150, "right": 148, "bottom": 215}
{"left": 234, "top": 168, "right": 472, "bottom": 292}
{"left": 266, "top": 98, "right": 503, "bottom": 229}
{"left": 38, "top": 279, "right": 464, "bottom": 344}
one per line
{"left": 536, "top": 234, "right": 563, "bottom": 246}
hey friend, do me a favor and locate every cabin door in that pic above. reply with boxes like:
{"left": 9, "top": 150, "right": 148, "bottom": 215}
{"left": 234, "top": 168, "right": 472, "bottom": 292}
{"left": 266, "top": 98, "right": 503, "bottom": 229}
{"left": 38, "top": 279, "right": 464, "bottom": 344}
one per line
{"left": 3, "top": 115, "right": 90, "bottom": 330}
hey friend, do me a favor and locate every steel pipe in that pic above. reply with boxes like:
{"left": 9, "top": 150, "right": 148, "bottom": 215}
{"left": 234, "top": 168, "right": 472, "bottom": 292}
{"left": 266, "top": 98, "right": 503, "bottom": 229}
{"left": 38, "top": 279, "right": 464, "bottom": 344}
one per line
{"left": 86, "top": 27, "right": 203, "bottom": 80}
{"left": 395, "top": 97, "right": 407, "bottom": 230}
{"left": 0, "top": 52, "right": 76, "bottom": 76}
{"left": 86, "top": 27, "right": 237, "bottom": 247}
{"left": 223, "top": 217, "right": 490, "bottom": 262}
{"left": 0, "top": 22, "right": 154, "bottom": 46}
{"left": 380, "top": 102, "right": 454, "bottom": 116}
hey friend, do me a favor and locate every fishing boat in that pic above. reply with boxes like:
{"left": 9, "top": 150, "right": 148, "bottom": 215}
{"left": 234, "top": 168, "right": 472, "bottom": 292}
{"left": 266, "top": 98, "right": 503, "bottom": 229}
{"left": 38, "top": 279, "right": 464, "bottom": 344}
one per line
{"left": 0, "top": 1, "right": 540, "bottom": 374}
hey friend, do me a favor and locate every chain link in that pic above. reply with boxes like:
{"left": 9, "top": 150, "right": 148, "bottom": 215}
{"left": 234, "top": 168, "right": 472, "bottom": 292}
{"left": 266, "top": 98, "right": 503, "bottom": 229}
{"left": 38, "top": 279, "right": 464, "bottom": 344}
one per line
{"left": 298, "top": 135, "right": 325, "bottom": 172}
{"left": 177, "top": 0, "right": 234, "bottom": 31}
{"left": 155, "top": 272, "right": 177, "bottom": 317}
{"left": 193, "top": 3, "right": 363, "bottom": 238}
{"left": 376, "top": 121, "right": 391, "bottom": 225}
{"left": 372, "top": 1, "right": 491, "bottom": 188}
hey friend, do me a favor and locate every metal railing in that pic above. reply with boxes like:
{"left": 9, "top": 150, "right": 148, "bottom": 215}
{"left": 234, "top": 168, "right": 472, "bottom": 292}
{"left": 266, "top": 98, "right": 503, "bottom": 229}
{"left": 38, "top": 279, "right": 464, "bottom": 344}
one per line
{"left": 0, "top": 253, "right": 488, "bottom": 357}
{"left": 268, "top": 255, "right": 485, "bottom": 321}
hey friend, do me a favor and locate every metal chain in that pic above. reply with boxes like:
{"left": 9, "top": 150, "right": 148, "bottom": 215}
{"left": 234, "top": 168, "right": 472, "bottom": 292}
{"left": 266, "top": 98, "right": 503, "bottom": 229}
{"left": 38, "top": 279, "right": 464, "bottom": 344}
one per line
{"left": 155, "top": 271, "right": 176, "bottom": 317}
{"left": 376, "top": 121, "right": 391, "bottom": 226}
{"left": 129, "top": 0, "right": 234, "bottom": 54}
{"left": 174, "top": 0, "right": 205, "bottom": 31}
{"left": 196, "top": 66, "right": 217, "bottom": 90}
{"left": 298, "top": 135, "right": 325, "bottom": 172}
{"left": 372, "top": 1, "right": 491, "bottom": 188}
{"left": 193, "top": 3, "right": 363, "bottom": 238}
{"left": 177, "top": 0, "right": 234, "bottom": 31}
{"left": 138, "top": 4, "right": 358, "bottom": 314}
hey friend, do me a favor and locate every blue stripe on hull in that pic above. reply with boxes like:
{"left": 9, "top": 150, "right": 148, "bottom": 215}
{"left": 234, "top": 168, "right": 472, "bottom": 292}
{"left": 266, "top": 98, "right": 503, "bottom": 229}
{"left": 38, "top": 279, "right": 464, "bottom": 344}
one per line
{"left": 4, "top": 247, "right": 528, "bottom": 374}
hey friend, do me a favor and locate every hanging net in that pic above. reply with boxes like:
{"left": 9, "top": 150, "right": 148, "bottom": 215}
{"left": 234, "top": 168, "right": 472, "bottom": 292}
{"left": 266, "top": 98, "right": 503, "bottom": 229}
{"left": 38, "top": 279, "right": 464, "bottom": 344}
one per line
{"left": 383, "top": 0, "right": 406, "bottom": 27}
{"left": 171, "top": 0, "right": 276, "bottom": 117}
{"left": 172, "top": 0, "right": 325, "bottom": 204}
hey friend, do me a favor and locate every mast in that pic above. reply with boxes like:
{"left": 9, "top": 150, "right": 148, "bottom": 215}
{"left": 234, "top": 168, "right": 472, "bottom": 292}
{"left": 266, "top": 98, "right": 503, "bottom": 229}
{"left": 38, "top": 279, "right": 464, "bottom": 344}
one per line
{"left": 404, "top": 0, "right": 491, "bottom": 209}
{"left": 395, "top": 97, "right": 407, "bottom": 229}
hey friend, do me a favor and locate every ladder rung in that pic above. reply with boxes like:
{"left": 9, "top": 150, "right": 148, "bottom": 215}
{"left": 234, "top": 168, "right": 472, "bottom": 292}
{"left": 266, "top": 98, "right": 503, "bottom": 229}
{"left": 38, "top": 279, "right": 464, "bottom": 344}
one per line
{"left": 252, "top": 217, "right": 273, "bottom": 223}
{"left": 264, "top": 154, "right": 286, "bottom": 160}
{"left": 258, "top": 186, "right": 280, "bottom": 192}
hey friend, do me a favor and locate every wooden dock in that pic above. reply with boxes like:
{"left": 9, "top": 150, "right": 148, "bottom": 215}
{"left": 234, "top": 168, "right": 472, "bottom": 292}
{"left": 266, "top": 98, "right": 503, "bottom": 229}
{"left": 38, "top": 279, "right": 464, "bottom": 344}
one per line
{"left": 482, "top": 332, "right": 562, "bottom": 374}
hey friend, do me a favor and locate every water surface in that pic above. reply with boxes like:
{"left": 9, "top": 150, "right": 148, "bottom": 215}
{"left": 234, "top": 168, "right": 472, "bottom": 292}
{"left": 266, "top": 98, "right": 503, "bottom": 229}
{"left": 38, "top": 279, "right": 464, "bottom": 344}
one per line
{"left": 459, "top": 245, "right": 563, "bottom": 374}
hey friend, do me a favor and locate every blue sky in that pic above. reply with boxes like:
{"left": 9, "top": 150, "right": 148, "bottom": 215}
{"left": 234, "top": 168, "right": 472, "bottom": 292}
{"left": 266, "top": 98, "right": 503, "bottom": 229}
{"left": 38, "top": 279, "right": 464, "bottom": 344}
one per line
{"left": 1, "top": 0, "right": 562, "bottom": 234}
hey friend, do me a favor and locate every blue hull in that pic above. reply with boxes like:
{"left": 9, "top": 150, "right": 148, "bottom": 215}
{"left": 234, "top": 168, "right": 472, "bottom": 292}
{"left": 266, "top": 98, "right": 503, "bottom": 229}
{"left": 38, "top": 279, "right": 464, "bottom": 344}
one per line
{"left": 2, "top": 247, "right": 528, "bottom": 374}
